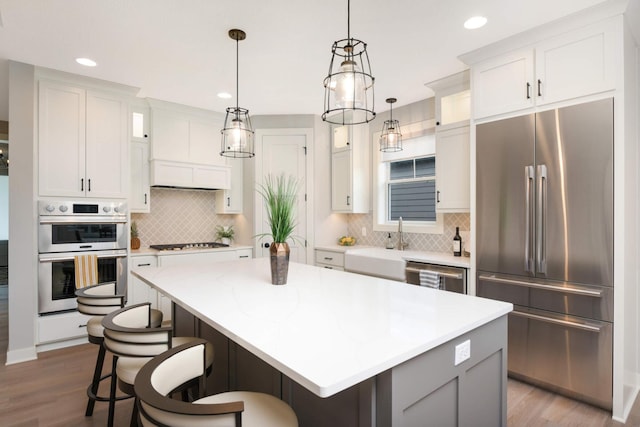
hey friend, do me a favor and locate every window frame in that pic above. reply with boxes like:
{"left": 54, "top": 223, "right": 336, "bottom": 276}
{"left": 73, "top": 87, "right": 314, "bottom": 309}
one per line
{"left": 372, "top": 119, "right": 443, "bottom": 234}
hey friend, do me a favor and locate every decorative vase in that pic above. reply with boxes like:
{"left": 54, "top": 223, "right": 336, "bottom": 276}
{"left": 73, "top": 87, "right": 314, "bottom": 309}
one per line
{"left": 269, "top": 242, "right": 290, "bottom": 285}
{"left": 221, "top": 237, "right": 231, "bottom": 246}
{"left": 131, "top": 237, "right": 141, "bottom": 250}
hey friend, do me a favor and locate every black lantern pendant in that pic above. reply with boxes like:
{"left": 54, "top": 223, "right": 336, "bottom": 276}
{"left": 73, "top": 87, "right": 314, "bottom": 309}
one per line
{"left": 379, "top": 98, "right": 402, "bottom": 152}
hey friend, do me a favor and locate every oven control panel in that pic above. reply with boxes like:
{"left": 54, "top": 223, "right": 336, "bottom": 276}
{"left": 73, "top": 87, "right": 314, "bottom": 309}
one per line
{"left": 38, "top": 200, "right": 127, "bottom": 217}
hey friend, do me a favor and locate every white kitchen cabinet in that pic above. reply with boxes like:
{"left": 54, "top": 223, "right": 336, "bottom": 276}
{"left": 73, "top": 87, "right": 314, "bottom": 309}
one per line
{"left": 128, "top": 255, "right": 159, "bottom": 310}
{"left": 149, "top": 99, "right": 225, "bottom": 166}
{"left": 331, "top": 125, "right": 369, "bottom": 213}
{"left": 472, "top": 19, "right": 616, "bottom": 119}
{"left": 314, "top": 249, "right": 345, "bottom": 271}
{"left": 130, "top": 140, "right": 150, "bottom": 213}
{"left": 37, "top": 311, "right": 92, "bottom": 344}
{"left": 435, "top": 126, "right": 470, "bottom": 212}
{"left": 215, "top": 158, "right": 243, "bottom": 214}
{"left": 38, "top": 80, "right": 128, "bottom": 198}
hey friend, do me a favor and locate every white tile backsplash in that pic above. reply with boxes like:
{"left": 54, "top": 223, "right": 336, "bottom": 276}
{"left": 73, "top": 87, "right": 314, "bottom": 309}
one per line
{"left": 131, "top": 188, "right": 235, "bottom": 248}
{"left": 347, "top": 212, "right": 470, "bottom": 253}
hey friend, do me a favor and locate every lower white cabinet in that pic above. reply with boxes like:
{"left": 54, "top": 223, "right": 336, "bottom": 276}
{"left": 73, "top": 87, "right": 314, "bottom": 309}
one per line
{"left": 129, "top": 255, "right": 162, "bottom": 317}
{"left": 314, "top": 249, "right": 345, "bottom": 271}
{"left": 37, "top": 311, "right": 92, "bottom": 344}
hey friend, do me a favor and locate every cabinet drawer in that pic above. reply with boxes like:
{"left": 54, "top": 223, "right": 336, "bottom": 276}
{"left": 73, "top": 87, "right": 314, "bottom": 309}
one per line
{"left": 131, "top": 255, "right": 157, "bottom": 269}
{"left": 38, "top": 311, "right": 92, "bottom": 344}
{"left": 315, "top": 250, "right": 344, "bottom": 267}
{"left": 318, "top": 264, "right": 344, "bottom": 271}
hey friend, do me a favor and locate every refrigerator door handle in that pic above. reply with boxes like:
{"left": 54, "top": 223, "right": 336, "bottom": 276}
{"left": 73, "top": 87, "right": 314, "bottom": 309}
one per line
{"left": 536, "top": 164, "right": 547, "bottom": 274}
{"left": 525, "top": 166, "right": 535, "bottom": 272}
{"left": 510, "top": 310, "right": 603, "bottom": 333}
{"left": 477, "top": 274, "right": 603, "bottom": 297}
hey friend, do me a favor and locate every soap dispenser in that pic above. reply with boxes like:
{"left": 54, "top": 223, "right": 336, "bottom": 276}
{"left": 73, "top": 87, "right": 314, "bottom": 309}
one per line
{"left": 386, "top": 233, "right": 394, "bottom": 249}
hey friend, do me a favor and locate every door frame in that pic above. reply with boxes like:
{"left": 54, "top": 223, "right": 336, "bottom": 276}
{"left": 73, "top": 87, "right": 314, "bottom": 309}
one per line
{"left": 254, "top": 128, "right": 314, "bottom": 264}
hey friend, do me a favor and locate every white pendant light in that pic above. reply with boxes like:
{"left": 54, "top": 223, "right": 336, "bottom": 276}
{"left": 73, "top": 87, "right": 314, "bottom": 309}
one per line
{"left": 221, "top": 29, "right": 255, "bottom": 158}
{"left": 322, "top": 0, "right": 375, "bottom": 125}
{"left": 379, "top": 98, "right": 402, "bottom": 152}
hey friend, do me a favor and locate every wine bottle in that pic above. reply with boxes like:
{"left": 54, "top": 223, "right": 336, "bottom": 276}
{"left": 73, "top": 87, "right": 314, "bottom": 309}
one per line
{"left": 453, "top": 227, "right": 462, "bottom": 257}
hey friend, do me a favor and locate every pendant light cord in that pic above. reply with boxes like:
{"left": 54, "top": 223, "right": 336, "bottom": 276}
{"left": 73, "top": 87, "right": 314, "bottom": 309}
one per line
{"left": 347, "top": 0, "right": 351, "bottom": 43}
{"left": 235, "top": 36, "right": 240, "bottom": 115}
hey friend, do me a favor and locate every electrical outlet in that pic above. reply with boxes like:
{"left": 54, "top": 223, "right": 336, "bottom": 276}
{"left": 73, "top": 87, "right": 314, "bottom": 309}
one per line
{"left": 361, "top": 227, "right": 367, "bottom": 237}
{"left": 454, "top": 339, "right": 471, "bottom": 366}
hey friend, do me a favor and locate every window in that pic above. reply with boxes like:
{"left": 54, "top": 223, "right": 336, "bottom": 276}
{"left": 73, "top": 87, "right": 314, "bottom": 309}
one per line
{"left": 388, "top": 157, "right": 436, "bottom": 221}
{"left": 373, "top": 120, "right": 443, "bottom": 234}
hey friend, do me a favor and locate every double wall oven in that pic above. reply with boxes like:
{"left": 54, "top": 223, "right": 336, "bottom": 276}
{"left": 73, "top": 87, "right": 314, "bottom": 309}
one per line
{"left": 38, "top": 200, "right": 128, "bottom": 315}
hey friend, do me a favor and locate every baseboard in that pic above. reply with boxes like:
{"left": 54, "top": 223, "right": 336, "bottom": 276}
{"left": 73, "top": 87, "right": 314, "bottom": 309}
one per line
{"left": 36, "top": 336, "right": 88, "bottom": 353}
{"left": 5, "top": 346, "right": 37, "bottom": 365}
{"left": 613, "top": 382, "right": 640, "bottom": 423}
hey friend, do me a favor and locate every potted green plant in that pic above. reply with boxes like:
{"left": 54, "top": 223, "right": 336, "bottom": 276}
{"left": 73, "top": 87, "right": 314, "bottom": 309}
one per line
{"left": 130, "top": 221, "right": 141, "bottom": 250}
{"left": 258, "top": 173, "right": 299, "bottom": 285}
{"left": 215, "top": 225, "right": 235, "bottom": 246}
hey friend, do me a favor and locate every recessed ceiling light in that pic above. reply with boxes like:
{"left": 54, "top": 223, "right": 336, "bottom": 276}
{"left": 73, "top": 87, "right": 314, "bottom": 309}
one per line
{"left": 464, "top": 16, "right": 487, "bottom": 30}
{"left": 217, "top": 92, "right": 232, "bottom": 99}
{"left": 76, "top": 57, "right": 97, "bottom": 67}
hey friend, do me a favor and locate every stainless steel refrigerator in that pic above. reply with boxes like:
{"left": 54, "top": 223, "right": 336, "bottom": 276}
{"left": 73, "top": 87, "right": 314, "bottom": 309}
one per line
{"left": 476, "top": 98, "right": 613, "bottom": 410}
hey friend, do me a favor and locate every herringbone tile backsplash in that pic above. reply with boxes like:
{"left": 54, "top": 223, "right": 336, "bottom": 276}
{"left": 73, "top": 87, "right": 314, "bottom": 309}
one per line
{"left": 131, "top": 188, "right": 234, "bottom": 248}
{"left": 347, "top": 213, "right": 470, "bottom": 253}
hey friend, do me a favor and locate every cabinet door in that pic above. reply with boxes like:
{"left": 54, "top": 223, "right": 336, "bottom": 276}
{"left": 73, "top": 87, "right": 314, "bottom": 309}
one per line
{"left": 331, "top": 150, "right": 352, "bottom": 211}
{"left": 535, "top": 21, "right": 616, "bottom": 106}
{"left": 332, "top": 126, "right": 351, "bottom": 152}
{"left": 436, "top": 126, "right": 470, "bottom": 212}
{"left": 216, "top": 158, "right": 243, "bottom": 214}
{"left": 85, "top": 91, "right": 129, "bottom": 198}
{"left": 473, "top": 50, "right": 534, "bottom": 119}
{"left": 129, "top": 256, "right": 158, "bottom": 308}
{"left": 38, "top": 81, "right": 86, "bottom": 197}
{"left": 130, "top": 141, "right": 150, "bottom": 213}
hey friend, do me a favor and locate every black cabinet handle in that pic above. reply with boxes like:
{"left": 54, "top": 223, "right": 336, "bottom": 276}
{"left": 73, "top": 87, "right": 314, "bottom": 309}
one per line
{"left": 347, "top": 195, "right": 351, "bottom": 206}
{"left": 526, "top": 82, "right": 531, "bottom": 99}
{"left": 263, "top": 243, "right": 270, "bottom": 248}
{"left": 227, "top": 197, "right": 231, "bottom": 207}
{"left": 88, "top": 179, "right": 91, "bottom": 192}
{"left": 537, "top": 79, "right": 542, "bottom": 97}
{"left": 80, "top": 178, "right": 84, "bottom": 191}
{"left": 437, "top": 190, "right": 441, "bottom": 203}
{"left": 144, "top": 193, "right": 147, "bottom": 205}
{"left": 137, "top": 263, "right": 151, "bottom": 267}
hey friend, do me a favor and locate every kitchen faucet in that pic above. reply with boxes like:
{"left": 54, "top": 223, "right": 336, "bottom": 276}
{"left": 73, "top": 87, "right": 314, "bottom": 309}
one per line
{"left": 397, "top": 217, "right": 408, "bottom": 250}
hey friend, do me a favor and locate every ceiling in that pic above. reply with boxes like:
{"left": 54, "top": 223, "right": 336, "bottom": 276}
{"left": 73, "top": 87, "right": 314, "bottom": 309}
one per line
{"left": 0, "top": 0, "right": 617, "bottom": 122}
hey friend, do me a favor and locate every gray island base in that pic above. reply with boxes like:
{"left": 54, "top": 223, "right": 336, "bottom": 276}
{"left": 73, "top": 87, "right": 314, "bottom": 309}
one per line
{"left": 134, "top": 258, "right": 511, "bottom": 427}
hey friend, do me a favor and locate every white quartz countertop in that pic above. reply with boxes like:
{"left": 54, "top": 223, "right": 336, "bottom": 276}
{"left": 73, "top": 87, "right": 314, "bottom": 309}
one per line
{"left": 315, "top": 245, "right": 471, "bottom": 269}
{"left": 133, "top": 258, "right": 511, "bottom": 398}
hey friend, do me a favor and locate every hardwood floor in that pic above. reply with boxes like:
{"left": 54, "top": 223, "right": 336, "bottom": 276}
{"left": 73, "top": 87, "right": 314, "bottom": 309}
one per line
{"left": 0, "top": 284, "right": 639, "bottom": 426}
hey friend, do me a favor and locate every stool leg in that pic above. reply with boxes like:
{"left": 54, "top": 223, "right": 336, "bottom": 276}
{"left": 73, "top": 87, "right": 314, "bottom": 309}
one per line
{"left": 85, "top": 344, "right": 106, "bottom": 416}
{"left": 130, "top": 397, "right": 139, "bottom": 427}
{"left": 107, "top": 355, "right": 118, "bottom": 427}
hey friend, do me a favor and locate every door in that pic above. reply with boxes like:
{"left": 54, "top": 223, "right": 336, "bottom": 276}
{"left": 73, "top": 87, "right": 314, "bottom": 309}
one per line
{"left": 476, "top": 114, "right": 535, "bottom": 276}
{"left": 534, "top": 99, "right": 613, "bottom": 286}
{"left": 255, "top": 129, "right": 310, "bottom": 263}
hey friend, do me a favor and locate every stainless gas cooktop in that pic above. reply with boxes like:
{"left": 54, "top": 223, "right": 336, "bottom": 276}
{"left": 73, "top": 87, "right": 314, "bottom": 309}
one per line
{"left": 149, "top": 242, "right": 230, "bottom": 251}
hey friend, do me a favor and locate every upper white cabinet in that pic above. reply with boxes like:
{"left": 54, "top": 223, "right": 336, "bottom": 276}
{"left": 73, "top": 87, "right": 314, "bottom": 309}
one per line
{"left": 130, "top": 140, "right": 150, "bottom": 213}
{"left": 149, "top": 99, "right": 225, "bottom": 166}
{"left": 435, "top": 126, "right": 470, "bottom": 212}
{"left": 215, "top": 158, "right": 243, "bottom": 214}
{"left": 331, "top": 125, "right": 369, "bottom": 213}
{"left": 39, "top": 80, "right": 129, "bottom": 198}
{"left": 471, "top": 19, "right": 617, "bottom": 119}
{"left": 130, "top": 104, "right": 151, "bottom": 213}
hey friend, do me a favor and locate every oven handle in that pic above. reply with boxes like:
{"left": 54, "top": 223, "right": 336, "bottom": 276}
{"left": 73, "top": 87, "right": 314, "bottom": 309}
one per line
{"left": 39, "top": 217, "right": 127, "bottom": 224}
{"left": 405, "top": 266, "right": 463, "bottom": 280}
{"left": 478, "top": 274, "right": 603, "bottom": 297}
{"left": 510, "top": 310, "right": 603, "bottom": 333}
{"left": 39, "top": 250, "right": 127, "bottom": 262}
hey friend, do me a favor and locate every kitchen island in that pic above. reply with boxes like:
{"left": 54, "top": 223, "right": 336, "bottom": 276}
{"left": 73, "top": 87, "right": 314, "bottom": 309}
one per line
{"left": 133, "top": 257, "right": 512, "bottom": 426}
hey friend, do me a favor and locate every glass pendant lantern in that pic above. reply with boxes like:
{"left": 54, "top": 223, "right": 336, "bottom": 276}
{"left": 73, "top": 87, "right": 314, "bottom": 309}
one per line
{"left": 379, "top": 98, "right": 402, "bottom": 152}
{"left": 221, "top": 29, "right": 255, "bottom": 158}
{"left": 322, "top": 0, "right": 375, "bottom": 125}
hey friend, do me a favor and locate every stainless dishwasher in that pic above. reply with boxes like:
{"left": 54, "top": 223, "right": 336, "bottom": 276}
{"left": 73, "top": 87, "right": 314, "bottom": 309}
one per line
{"left": 405, "top": 261, "right": 467, "bottom": 294}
